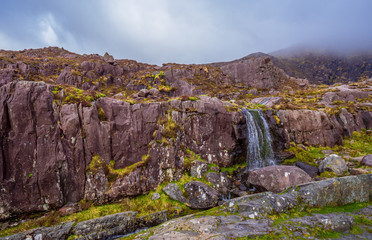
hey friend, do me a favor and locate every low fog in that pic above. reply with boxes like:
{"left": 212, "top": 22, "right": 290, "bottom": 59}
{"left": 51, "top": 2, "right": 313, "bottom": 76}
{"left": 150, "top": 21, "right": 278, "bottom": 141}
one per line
{"left": 0, "top": 0, "right": 371, "bottom": 65}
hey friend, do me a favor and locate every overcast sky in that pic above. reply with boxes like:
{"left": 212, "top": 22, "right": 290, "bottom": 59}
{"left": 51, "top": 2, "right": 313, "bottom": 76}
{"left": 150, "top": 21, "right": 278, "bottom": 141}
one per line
{"left": 1, "top": 0, "right": 371, "bottom": 65}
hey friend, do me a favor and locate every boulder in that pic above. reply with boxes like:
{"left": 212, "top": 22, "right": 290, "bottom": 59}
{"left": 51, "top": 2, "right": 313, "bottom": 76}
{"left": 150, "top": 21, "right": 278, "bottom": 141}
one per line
{"left": 151, "top": 193, "right": 160, "bottom": 200}
{"left": 319, "top": 154, "right": 348, "bottom": 176}
{"left": 190, "top": 161, "right": 208, "bottom": 178}
{"left": 361, "top": 154, "right": 372, "bottom": 167}
{"left": 58, "top": 203, "right": 81, "bottom": 217}
{"left": 2, "top": 221, "right": 75, "bottom": 240}
{"left": 162, "top": 184, "right": 187, "bottom": 203}
{"left": 73, "top": 211, "right": 137, "bottom": 239}
{"left": 295, "top": 161, "right": 319, "bottom": 178}
{"left": 350, "top": 168, "right": 370, "bottom": 175}
{"left": 246, "top": 165, "right": 312, "bottom": 193}
{"left": 184, "top": 181, "right": 219, "bottom": 209}
{"left": 103, "top": 52, "right": 115, "bottom": 64}
{"left": 205, "top": 172, "right": 231, "bottom": 193}
{"left": 296, "top": 174, "right": 371, "bottom": 208}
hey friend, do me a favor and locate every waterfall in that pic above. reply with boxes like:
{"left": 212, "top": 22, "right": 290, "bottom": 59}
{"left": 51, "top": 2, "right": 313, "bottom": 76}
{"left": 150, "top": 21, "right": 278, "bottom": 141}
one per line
{"left": 242, "top": 109, "right": 275, "bottom": 169}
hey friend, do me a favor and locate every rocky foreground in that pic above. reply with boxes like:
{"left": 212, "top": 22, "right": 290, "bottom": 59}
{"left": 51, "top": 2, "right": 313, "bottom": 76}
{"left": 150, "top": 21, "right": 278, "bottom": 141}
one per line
{"left": 2, "top": 174, "right": 371, "bottom": 240}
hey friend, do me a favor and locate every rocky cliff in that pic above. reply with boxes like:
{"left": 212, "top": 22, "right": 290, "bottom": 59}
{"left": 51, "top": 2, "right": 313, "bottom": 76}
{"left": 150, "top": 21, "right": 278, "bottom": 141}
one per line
{"left": 0, "top": 47, "right": 371, "bottom": 221}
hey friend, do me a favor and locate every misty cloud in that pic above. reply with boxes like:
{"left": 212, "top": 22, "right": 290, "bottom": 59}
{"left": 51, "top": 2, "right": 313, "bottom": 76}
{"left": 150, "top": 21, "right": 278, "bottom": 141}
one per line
{"left": 0, "top": 0, "right": 371, "bottom": 64}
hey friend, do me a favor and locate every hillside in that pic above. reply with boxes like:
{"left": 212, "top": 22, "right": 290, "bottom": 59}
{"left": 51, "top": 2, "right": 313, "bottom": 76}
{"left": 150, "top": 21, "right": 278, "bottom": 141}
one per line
{"left": 0, "top": 47, "right": 371, "bottom": 239}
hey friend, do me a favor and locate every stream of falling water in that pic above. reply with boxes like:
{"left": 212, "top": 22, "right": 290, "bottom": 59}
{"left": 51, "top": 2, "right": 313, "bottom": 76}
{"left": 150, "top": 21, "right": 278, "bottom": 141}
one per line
{"left": 241, "top": 109, "right": 275, "bottom": 169}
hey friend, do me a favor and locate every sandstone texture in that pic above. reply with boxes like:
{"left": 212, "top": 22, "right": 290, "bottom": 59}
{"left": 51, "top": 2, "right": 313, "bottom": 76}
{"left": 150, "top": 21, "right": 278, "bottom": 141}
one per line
{"left": 246, "top": 165, "right": 312, "bottom": 192}
{"left": 0, "top": 81, "right": 243, "bottom": 219}
{"left": 276, "top": 109, "right": 372, "bottom": 147}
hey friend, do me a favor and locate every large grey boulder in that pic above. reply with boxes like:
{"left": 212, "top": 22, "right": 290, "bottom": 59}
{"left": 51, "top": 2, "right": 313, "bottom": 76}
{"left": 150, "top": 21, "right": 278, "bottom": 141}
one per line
{"left": 184, "top": 181, "right": 219, "bottom": 209}
{"left": 296, "top": 174, "right": 371, "bottom": 208}
{"left": 246, "top": 165, "right": 312, "bottom": 193}
{"left": 319, "top": 154, "right": 348, "bottom": 176}
{"left": 73, "top": 211, "right": 137, "bottom": 240}
{"left": 162, "top": 183, "right": 187, "bottom": 203}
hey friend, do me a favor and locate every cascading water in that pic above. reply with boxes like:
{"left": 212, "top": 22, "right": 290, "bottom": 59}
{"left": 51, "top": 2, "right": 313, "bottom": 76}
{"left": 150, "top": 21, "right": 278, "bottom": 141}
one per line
{"left": 242, "top": 109, "right": 275, "bottom": 169}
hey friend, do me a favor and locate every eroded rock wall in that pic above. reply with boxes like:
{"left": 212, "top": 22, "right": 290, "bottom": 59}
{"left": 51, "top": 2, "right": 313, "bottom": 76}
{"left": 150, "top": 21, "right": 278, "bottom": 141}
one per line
{"left": 0, "top": 81, "right": 243, "bottom": 219}
{"left": 275, "top": 109, "right": 372, "bottom": 147}
{"left": 0, "top": 81, "right": 371, "bottom": 220}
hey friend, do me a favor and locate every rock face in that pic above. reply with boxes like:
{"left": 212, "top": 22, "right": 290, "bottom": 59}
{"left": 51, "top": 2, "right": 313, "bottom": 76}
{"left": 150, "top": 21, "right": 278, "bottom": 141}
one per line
{"left": 184, "top": 181, "right": 219, "bottom": 209}
{"left": 217, "top": 55, "right": 289, "bottom": 89}
{"left": 319, "top": 154, "right": 348, "bottom": 176}
{"left": 247, "top": 165, "right": 312, "bottom": 192}
{"left": 0, "top": 79, "right": 370, "bottom": 220}
{"left": 276, "top": 109, "right": 372, "bottom": 147}
{"left": 0, "top": 81, "right": 244, "bottom": 220}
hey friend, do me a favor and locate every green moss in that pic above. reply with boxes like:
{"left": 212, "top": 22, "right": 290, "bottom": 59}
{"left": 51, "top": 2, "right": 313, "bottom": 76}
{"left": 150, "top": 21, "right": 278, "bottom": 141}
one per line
{"left": 86, "top": 155, "right": 104, "bottom": 174}
{"left": 97, "top": 106, "right": 107, "bottom": 121}
{"left": 220, "top": 162, "right": 246, "bottom": 176}
{"left": 183, "top": 148, "right": 205, "bottom": 170}
{"left": 52, "top": 86, "right": 60, "bottom": 95}
{"left": 309, "top": 202, "right": 370, "bottom": 215}
{"left": 273, "top": 115, "right": 281, "bottom": 125}
{"left": 342, "top": 129, "right": 372, "bottom": 157}
{"left": 283, "top": 129, "right": 372, "bottom": 166}
{"left": 319, "top": 171, "right": 338, "bottom": 178}
{"left": 188, "top": 96, "right": 198, "bottom": 101}
{"left": 95, "top": 92, "right": 106, "bottom": 99}
{"left": 354, "top": 215, "right": 372, "bottom": 226}
{"left": 106, "top": 154, "right": 151, "bottom": 181}
{"left": 160, "top": 116, "right": 181, "bottom": 139}
{"left": 62, "top": 86, "right": 94, "bottom": 106}
{"left": 350, "top": 225, "right": 363, "bottom": 235}
{"left": 173, "top": 172, "right": 214, "bottom": 192}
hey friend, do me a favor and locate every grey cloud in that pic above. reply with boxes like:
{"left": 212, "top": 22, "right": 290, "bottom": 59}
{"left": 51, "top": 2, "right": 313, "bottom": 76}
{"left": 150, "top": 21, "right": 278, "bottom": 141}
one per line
{"left": 0, "top": 0, "right": 371, "bottom": 65}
